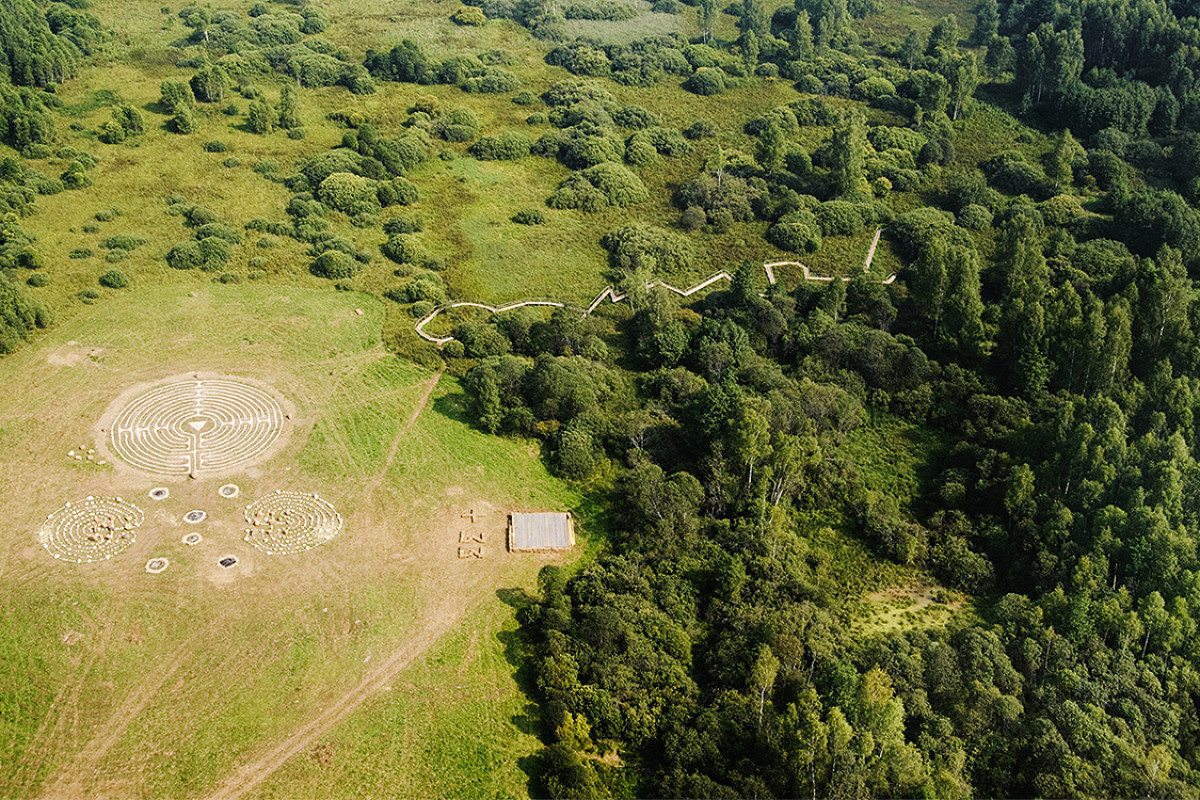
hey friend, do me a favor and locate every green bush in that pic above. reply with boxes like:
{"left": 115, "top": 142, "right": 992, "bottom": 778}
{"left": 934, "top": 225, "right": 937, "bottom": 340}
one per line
{"left": 69, "top": 247, "right": 93, "bottom": 259}
{"left": 957, "top": 204, "right": 992, "bottom": 230}
{"left": 78, "top": 288, "right": 100, "bottom": 303}
{"left": 452, "top": 6, "right": 488, "bottom": 24}
{"left": 197, "top": 236, "right": 232, "bottom": 270}
{"left": 101, "top": 234, "right": 143, "bottom": 250}
{"left": 385, "top": 272, "right": 446, "bottom": 304}
{"left": 463, "top": 68, "right": 522, "bottom": 94}
{"left": 383, "top": 216, "right": 423, "bottom": 234}
{"left": 377, "top": 177, "right": 419, "bottom": 207}
{"left": 469, "top": 131, "right": 532, "bottom": 160}
{"left": 684, "top": 67, "right": 727, "bottom": 95}
{"left": 203, "top": 140, "right": 228, "bottom": 152}
{"left": 218, "top": 272, "right": 241, "bottom": 283}
{"left": 105, "top": 250, "right": 128, "bottom": 262}
{"left": 318, "top": 171, "right": 381, "bottom": 216}
{"left": 813, "top": 201, "right": 866, "bottom": 236}
{"left": 193, "top": 223, "right": 242, "bottom": 243}
{"left": 513, "top": 207, "right": 547, "bottom": 225}
{"left": 26, "top": 272, "right": 49, "bottom": 287}
{"left": 613, "top": 105, "right": 661, "bottom": 130}
{"left": 99, "top": 269, "right": 128, "bottom": 288}
{"left": 167, "top": 241, "right": 204, "bottom": 270}
{"left": 549, "top": 162, "right": 649, "bottom": 211}
{"left": 380, "top": 233, "right": 429, "bottom": 265}
{"left": 310, "top": 250, "right": 359, "bottom": 279}
{"left": 767, "top": 220, "right": 822, "bottom": 253}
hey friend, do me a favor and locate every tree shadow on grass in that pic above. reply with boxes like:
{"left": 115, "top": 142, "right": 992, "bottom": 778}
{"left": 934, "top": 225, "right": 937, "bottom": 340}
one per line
{"left": 431, "top": 390, "right": 472, "bottom": 426}
{"left": 496, "top": 586, "right": 549, "bottom": 798}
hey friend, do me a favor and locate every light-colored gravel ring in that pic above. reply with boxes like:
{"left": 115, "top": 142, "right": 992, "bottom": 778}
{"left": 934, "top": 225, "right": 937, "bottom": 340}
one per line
{"left": 109, "top": 380, "right": 284, "bottom": 476}
{"left": 243, "top": 491, "right": 343, "bottom": 556}
{"left": 38, "top": 496, "right": 144, "bottom": 563}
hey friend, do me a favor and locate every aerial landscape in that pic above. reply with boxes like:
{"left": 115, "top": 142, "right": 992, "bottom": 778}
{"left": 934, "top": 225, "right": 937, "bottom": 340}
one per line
{"left": 2, "top": 0, "right": 1200, "bottom": 796}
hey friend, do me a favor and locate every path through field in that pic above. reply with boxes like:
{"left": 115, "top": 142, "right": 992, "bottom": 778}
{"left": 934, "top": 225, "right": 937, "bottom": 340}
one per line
{"left": 361, "top": 369, "right": 443, "bottom": 503}
{"left": 203, "top": 582, "right": 476, "bottom": 800}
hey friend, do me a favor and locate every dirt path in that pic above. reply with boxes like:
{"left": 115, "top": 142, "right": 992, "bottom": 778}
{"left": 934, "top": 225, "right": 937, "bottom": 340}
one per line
{"left": 12, "top": 617, "right": 116, "bottom": 794}
{"left": 361, "top": 369, "right": 442, "bottom": 502}
{"left": 203, "top": 594, "right": 470, "bottom": 800}
{"left": 38, "top": 626, "right": 211, "bottom": 799}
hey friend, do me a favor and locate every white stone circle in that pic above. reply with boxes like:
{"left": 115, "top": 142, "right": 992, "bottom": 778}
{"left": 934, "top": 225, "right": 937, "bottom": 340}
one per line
{"left": 109, "top": 379, "right": 285, "bottom": 476}
{"left": 218, "top": 483, "right": 240, "bottom": 498}
{"left": 149, "top": 487, "right": 170, "bottom": 500}
{"left": 183, "top": 533, "right": 202, "bottom": 545}
{"left": 242, "top": 490, "right": 343, "bottom": 555}
{"left": 38, "top": 496, "right": 144, "bottom": 563}
{"left": 183, "top": 510, "right": 207, "bottom": 524}
{"left": 146, "top": 558, "right": 168, "bottom": 573}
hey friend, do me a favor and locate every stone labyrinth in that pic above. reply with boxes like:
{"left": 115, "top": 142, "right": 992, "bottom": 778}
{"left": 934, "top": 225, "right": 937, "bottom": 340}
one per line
{"left": 109, "top": 380, "right": 285, "bottom": 476}
{"left": 38, "top": 496, "right": 144, "bottom": 563}
{"left": 243, "top": 491, "right": 343, "bottom": 555}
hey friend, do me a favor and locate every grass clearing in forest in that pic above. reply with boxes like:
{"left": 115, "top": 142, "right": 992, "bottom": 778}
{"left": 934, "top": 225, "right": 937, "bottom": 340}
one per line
{"left": 0, "top": 282, "right": 580, "bottom": 798}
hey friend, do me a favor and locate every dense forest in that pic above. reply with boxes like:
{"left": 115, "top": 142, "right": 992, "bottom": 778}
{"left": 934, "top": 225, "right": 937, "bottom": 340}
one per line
{"left": 6, "top": 0, "right": 1200, "bottom": 795}
{"left": 428, "top": 0, "right": 1200, "bottom": 796}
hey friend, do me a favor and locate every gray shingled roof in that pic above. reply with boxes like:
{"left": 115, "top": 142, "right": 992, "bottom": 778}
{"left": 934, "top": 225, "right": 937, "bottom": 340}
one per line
{"left": 509, "top": 512, "right": 573, "bottom": 550}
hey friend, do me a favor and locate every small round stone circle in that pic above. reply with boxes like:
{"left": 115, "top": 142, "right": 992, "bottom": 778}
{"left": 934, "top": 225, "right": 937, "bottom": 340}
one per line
{"left": 218, "top": 483, "right": 240, "bottom": 498}
{"left": 243, "top": 490, "right": 343, "bottom": 555}
{"left": 146, "top": 558, "right": 168, "bottom": 574}
{"left": 183, "top": 510, "right": 207, "bottom": 524}
{"left": 109, "top": 379, "right": 285, "bottom": 476}
{"left": 183, "top": 533, "right": 202, "bottom": 545}
{"left": 149, "top": 488, "right": 169, "bottom": 500}
{"left": 219, "top": 555, "right": 238, "bottom": 568}
{"left": 38, "top": 496, "right": 144, "bottom": 563}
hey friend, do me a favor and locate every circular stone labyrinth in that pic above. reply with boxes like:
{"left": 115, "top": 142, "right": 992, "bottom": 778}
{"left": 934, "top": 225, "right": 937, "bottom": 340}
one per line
{"left": 108, "top": 379, "right": 286, "bottom": 477}
{"left": 38, "top": 496, "right": 144, "bottom": 563}
{"left": 243, "top": 491, "right": 343, "bottom": 555}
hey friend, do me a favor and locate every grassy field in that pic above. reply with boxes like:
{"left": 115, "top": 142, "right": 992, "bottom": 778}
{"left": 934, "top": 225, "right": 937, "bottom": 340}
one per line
{"left": 0, "top": 282, "right": 580, "bottom": 798}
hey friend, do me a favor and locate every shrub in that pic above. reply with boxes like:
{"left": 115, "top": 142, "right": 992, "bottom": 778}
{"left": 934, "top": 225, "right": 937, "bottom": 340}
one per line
{"left": 167, "top": 241, "right": 204, "bottom": 269}
{"left": 684, "top": 67, "right": 727, "bottom": 95}
{"left": 318, "top": 171, "right": 381, "bottom": 216}
{"left": 549, "top": 162, "right": 648, "bottom": 211}
{"left": 101, "top": 234, "right": 143, "bottom": 251}
{"left": 197, "top": 237, "right": 232, "bottom": 270}
{"left": 105, "top": 250, "right": 128, "bottom": 262}
{"left": 78, "top": 288, "right": 100, "bottom": 303}
{"left": 513, "top": 91, "right": 539, "bottom": 106}
{"left": 813, "top": 201, "right": 866, "bottom": 236}
{"left": 957, "top": 204, "right": 992, "bottom": 230}
{"left": 613, "top": 105, "right": 661, "bottom": 130}
{"left": 193, "top": 223, "right": 242, "bottom": 243}
{"left": 185, "top": 205, "right": 220, "bottom": 227}
{"left": 767, "top": 219, "right": 822, "bottom": 253}
{"left": 387, "top": 272, "right": 447, "bottom": 304}
{"left": 601, "top": 223, "right": 694, "bottom": 272}
{"left": 377, "top": 177, "right": 419, "bottom": 207}
{"left": 171, "top": 106, "right": 198, "bottom": 135}
{"left": 310, "top": 250, "right": 359, "bottom": 279}
{"left": 27, "top": 272, "right": 50, "bottom": 287}
{"left": 513, "top": 207, "right": 546, "bottom": 225}
{"left": 99, "top": 269, "right": 129, "bottom": 288}
{"left": 464, "top": 67, "right": 522, "bottom": 94}
{"left": 684, "top": 119, "right": 718, "bottom": 139}
{"left": 433, "top": 107, "right": 481, "bottom": 142}
{"left": 384, "top": 216, "right": 424, "bottom": 234}
{"left": 469, "top": 131, "right": 532, "bottom": 160}
{"left": 70, "top": 247, "right": 94, "bottom": 259}
{"left": 224, "top": 157, "right": 240, "bottom": 167}
{"left": 381, "top": 233, "right": 429, "bottom": 265}
{"left": 218, "top": 272, "right": 241, "bottom": 284}
{"left": 203, "top": 140, "right": 228, "bottom": 153}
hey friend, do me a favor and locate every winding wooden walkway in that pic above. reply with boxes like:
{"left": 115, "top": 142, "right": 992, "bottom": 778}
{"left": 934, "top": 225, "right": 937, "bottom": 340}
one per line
{"left": 416, "top": 229, "right": 890, "bottom": 345}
